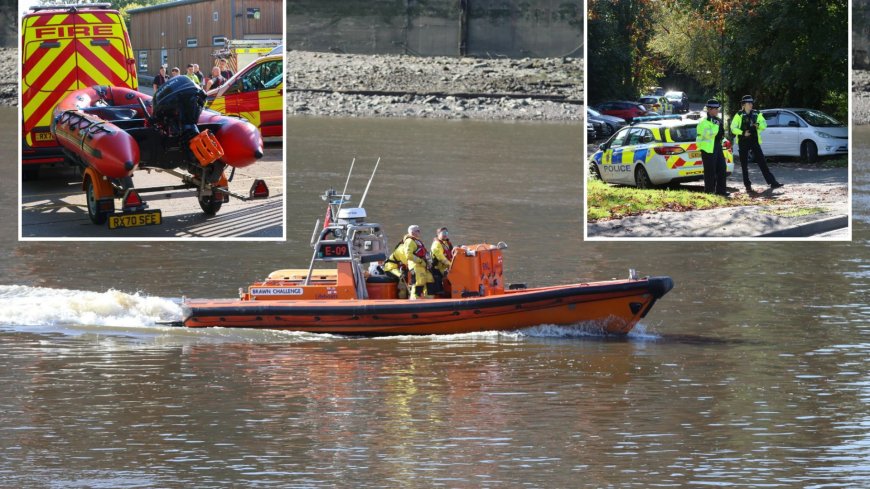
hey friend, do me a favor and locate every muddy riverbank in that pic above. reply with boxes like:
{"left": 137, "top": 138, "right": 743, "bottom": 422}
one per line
{"left": 287, "top": 51, "right": 583, "bottom": 121}
{"left": 0, "top": 47, "right": 17, "bottom": 106}
{"left": 853, "top": 69, "right": 870, "bottom": 124}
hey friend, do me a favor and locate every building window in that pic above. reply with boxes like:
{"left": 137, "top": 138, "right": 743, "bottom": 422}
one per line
{"left": 187, "top": 15, "right": 192, "bottom": 25}
{"left": 246, "top": 7, "right": 260, "bottom": 19}
{"left": 187, "top": 38, "right": 198, "bottom": 48}
{"left": 213, "top": 11, "right": 218, "bottom": 21}
{"left": 212, "top": 36, "right": 226, "bottom": 47}
{"left": 138, "top": 50, "right": 148, "bottom": 70}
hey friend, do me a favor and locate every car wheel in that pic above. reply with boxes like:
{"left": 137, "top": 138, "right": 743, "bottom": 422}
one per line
{"left": 85, "top": 177, "right": 108, "bottom": 225}
{"left": 801, "top": 140, "right": 818, "bottom": 163}
{"left": 635, "top": 166, "right": 654, "bottom": 189}
{"left": 605, "top": 123, "right": 615, "bottom": 136}
{"left": 589, "top": 161, "right": 602, "bottom": 181}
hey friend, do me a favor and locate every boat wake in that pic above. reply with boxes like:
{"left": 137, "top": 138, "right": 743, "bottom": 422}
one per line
{"left": 393, "top": 322, "right": 662, "bottom": 343}
{"left": 0, "top": 285, "right": 183, "bottom": 329}
{"left": 515, "top": 322, "right": 661, "bottom": 340}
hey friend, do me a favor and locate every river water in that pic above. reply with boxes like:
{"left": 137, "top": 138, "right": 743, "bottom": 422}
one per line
{"left": 1, "top": 109, "right": 868, "bottom": 487}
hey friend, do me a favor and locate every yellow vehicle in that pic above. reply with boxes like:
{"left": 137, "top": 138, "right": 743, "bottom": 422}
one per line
{"left": 21, "top": 3, "right": 138, "bottom": 180}
{"left": 205, "top": 54, "right": 283, "bottom": 138}
{"left": 212, "top": 39, "right": 281, "bottom": 74}
{"left": 639, "top": 95, "right": 672, "bottom": 115}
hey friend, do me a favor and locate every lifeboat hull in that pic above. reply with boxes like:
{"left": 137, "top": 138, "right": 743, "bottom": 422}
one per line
{"left": 182, "top": 276, "right": 674, "bottom": 335}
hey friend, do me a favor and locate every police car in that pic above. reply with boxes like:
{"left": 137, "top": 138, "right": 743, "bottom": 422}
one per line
{"left": 588, "top": 116, "right": 734, "bottom": 188}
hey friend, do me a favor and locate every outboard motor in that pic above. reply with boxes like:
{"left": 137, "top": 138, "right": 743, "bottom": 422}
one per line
{"left": 153, "top": 75, "right": 206, "bottom": 140}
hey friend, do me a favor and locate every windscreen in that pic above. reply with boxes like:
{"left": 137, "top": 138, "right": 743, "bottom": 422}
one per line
{"left": 792, "top": 109, "right": 842, "bottom": 127}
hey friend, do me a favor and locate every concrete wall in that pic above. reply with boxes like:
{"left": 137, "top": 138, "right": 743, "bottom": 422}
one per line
{"left": 856, "top": 0, "right": 870, "bottom": 68}
{"left": 287, "top": 0, "right": 582, "bottom": 58}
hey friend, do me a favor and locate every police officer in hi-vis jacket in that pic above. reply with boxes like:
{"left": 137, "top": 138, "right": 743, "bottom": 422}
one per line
{"left": 696, "top": 99, "right": 728, "bottom": 196}
{"left": 730, "top": 95, "right": 783, "bottom": 193}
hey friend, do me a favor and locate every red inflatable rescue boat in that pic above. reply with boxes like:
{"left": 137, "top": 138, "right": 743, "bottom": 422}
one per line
{"left": 49, "top": 77, "right": 269, "bottom": 225}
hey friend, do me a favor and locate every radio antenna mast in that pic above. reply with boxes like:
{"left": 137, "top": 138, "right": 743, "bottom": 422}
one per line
{"left": 335, "top": 157, "right": 355, "bottom": 216}
{"left": 358, "top": 157, "right": 381, "bottom": 209}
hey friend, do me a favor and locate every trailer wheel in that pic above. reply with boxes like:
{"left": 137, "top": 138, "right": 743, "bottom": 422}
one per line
{"left": 198, "top": 187, "right": 225, "bottom": 215}
{"left": 85, "top": 177, "right": 108, "bottom": 224}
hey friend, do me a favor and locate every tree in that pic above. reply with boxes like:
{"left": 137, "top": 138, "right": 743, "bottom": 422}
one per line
{"left": 588, "top": 0, "right": 663, "bottom": 103}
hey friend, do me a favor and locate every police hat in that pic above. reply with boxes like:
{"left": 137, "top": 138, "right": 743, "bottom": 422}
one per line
{"left": 705, "top": 99, "right": 721, "bottom": 109}
{"left": 741, "top": 95, "right": 754, "bottom": 104}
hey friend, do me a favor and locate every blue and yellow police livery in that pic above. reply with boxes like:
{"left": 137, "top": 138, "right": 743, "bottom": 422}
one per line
{"left": 588, "top": 117, "right": 734, "bottom": 188}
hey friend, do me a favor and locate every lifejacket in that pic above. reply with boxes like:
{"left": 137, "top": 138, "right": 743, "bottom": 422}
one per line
{"left": 386, "top": 235, "right": 426, "bottom": 266}
{"left": 435, "top": 238, "right": 453, "bottom": 262}
{"left": 438, "top": 238, "right": 453, "bottom": 260}
{"left": 408, "top": 236, "right": 427, "bottom": 259}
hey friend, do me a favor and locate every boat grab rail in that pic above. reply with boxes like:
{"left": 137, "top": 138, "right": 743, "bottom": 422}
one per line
{"left": 462, "top": 241, "right": 508, "bottom": 256}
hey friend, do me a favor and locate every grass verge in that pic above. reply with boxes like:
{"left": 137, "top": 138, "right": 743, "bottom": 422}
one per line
{"left": 761, "top": 207, "right": 829, "bottom": 217}
{"left": 587, "top": 178, "right": 756, "bottom": 221}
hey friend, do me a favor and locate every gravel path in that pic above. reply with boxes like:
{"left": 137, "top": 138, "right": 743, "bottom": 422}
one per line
{"left": 853, "top": 69, "right": 870, "bottom": 125}
{"left": 0, "top": 47, "right": 17, "bottom": 106}
{"left": 288, "top": 51, "right": 583, "bottom": 121}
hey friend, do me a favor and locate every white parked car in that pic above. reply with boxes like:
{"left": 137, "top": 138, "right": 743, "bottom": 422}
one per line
{"left": 740, "top": 108, "right": 847, "bottom": 163}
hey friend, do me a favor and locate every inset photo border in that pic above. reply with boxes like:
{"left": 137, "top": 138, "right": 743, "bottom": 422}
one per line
{"left": 584, "top": 0, "right": 851, "bottom": 241}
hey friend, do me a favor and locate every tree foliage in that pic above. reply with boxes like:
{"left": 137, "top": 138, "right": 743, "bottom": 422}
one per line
{"left": 588, "top": 0, "right": 663, "bottom": 103}
{"left": 591, "top": 0, "right": 847, "bottom": 120}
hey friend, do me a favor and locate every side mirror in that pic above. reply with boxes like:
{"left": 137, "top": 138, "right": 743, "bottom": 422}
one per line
{"left": 787, "top": 120, "right": 799, "bottom": 127}
{"left": 598, "top": 143, "right": 607, "bottom": 151}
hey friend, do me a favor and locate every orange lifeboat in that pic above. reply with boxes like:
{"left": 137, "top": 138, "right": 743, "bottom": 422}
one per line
{"left": 181, "top": 186, "right": 674, "bottom": 335}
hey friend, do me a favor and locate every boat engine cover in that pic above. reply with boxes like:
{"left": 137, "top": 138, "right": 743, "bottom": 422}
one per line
{"left": 153, "top": 76, "right": 206, "bottom": 137}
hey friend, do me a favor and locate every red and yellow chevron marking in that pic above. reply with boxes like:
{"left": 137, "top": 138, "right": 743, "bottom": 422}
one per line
{"left": 22, "top": 11, "right": 136, "bottom": 148}
{"left": 206, "top": 82, "right": 282, "bottom": 136}
{"left": 665, "top": 143, "right": 701, "bottom": 169}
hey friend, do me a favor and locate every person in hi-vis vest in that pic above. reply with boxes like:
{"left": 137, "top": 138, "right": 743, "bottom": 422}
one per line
{"left": 696, "top": 99, "right": 728, "bottom": 196}
{"left": 730, "top": 95, "right": 783, "bottom": 193}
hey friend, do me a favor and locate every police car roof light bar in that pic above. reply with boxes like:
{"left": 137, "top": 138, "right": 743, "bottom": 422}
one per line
{"left": 631, "top": 115, "right": 683, "bottom": 125}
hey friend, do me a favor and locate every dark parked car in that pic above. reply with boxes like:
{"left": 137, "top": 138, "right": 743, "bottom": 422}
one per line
{"left": 665, "top": 91, "right": 689, "bottom": 113}
{"left": 586, "top": 121, "right": 597, "bottom": 142}
{"left": 587, "top": 107, "right": 626, "bottom": 140}
{"left": 593, "top": 101, "right": 648, "bottom": 122}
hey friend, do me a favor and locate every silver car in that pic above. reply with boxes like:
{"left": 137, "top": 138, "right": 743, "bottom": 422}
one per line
{"left": 750, "top": 108, "right": 847, "bottom": 162}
